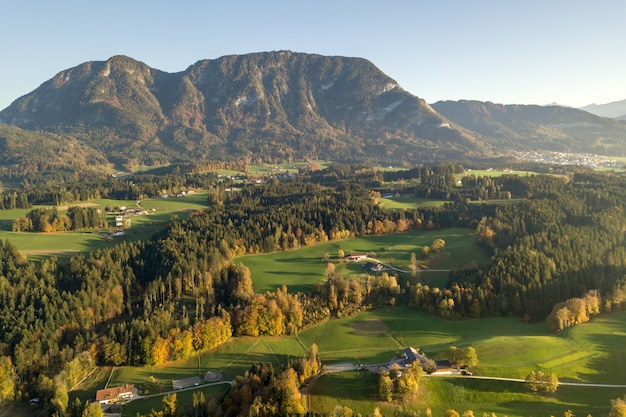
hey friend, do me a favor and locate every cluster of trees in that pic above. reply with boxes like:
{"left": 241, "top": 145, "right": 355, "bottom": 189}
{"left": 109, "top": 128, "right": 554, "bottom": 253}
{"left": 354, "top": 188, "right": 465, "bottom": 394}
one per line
{"left": 447, "top": 346, "right": 478, "bottom": 369}
{"left": 545, "top": 279, "right": 626, "bottom": 332}
{"left": 406, "top": 172, "right": 626, "bottom": 322}
{"left": 545, "top": 290, "right": 602, "bottom": 332}
{"left": 524, "top": 371, "right": 559, "bottom": 394}
{"left": 0, "top": 168, "right": 224, "bottom": 208}
{"left": 233, "top": 287, "right": 304, "bottom": 336}
{"left": 181, "top": 345, "right": 320, "bottom": 417}
{"left": 0, "top": 190, "right": 30, "bottom": 209}
{"left": 12, "top": 206, "right": 106, "bottom": 232}
{"left": 378, "top": 363, "right": 422, "bottom": 403}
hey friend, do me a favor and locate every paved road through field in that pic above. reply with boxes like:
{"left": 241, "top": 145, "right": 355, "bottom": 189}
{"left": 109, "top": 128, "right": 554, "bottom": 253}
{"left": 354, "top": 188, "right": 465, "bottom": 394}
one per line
{"left": 427, "top": 374, "right": 626, "bottom": 388}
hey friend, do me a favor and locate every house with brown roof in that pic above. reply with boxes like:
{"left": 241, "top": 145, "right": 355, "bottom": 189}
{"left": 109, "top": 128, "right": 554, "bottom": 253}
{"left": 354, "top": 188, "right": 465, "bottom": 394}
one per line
{"left": 95, "top": 384, "right": 135, "bottom": 404}
{"left": 346, "top": 253, "right": 368, "bottom": 262}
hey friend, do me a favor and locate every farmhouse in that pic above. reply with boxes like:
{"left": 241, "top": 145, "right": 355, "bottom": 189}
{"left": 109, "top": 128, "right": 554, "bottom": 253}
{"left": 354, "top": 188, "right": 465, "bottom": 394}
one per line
{"left": 363, "top": 262, "right": 384, "bottom": 272}
{"left": 346, "top": 253, "right": 368, "bottom": 262}
{"left": 95, "top": 384, "right": 135, "bottom": 404}
{"left": 402, "top": 347, "right": 428, "bottom": 367}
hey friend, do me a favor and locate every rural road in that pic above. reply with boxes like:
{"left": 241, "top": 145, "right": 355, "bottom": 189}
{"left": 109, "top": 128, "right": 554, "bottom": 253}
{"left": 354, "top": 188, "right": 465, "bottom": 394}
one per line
{"left": 427, "top": 374, "right": 626, "bottom": 388}
{"left": 129, "top": 380, "right": 233, "bottom": 401}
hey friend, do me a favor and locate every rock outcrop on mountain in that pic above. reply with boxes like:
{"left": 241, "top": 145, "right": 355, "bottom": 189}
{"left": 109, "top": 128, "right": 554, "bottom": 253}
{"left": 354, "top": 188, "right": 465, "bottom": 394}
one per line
{"left": 0, "top": 52, "right": 487, "bottom": 169}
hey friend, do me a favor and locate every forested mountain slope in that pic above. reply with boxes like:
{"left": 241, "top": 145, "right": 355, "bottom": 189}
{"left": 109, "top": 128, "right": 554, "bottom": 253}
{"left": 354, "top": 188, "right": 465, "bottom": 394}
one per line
{"left": 432, "top": 100, "right": 626, "bottom": 155}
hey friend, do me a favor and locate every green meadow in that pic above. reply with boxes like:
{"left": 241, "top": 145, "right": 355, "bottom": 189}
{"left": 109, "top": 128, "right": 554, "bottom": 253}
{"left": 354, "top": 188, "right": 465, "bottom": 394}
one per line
{"left": 121, "top": 384, "right": 229, "bottom": 417}
{"left": 0, "top": 193, "right": 209, "bottom": 259}
{"left": 379, "top": 195, "right": 448, "bottom": 210}
{"left": 237, "top": 228, "right": 488, "bottom": 294}
{"left": 214, "top": 161, "right": 333, "bottom": 178}
{"left": 306, "top": 307, "right": 626, "bottom": 417}
{"left": 456, "top": 169, "right": 536, "bottom": 178}
{"left": 75, "top": 307, "right": 626, "bottom": 417}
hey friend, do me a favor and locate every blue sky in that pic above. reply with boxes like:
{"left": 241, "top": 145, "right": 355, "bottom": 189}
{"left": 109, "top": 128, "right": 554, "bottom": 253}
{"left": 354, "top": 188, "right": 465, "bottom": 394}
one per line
{"left": 1, "top": 0, "right": 625, "bottom": 110}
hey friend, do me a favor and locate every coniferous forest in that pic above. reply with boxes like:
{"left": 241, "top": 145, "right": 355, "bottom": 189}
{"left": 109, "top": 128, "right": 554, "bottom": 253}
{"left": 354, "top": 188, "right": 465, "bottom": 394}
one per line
{"left": 1, "top": 164, "right": 626, "bottom": 416}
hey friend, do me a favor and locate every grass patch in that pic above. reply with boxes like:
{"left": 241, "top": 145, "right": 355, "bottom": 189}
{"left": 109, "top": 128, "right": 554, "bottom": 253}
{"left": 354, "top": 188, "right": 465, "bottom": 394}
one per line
{"left": 379, "top": 196, "right": 448, "bottom": 210}
{"left": 70, "top": 308, "right": 626, "bottom": 417}
{"left": 457, "top": 169, "right": 536, "bottom": 178}
{"left": 307, "top": 307, "right": 626, "bottom": 416}
{"left": 238, "top": 228, "right": 488, "bottom": 294}
{"left": 121, "top": 384, "right": 229, "bottom": 417}
{"left": 0, "top": 194, "right": 209, "bottom": 259}
{"left": 70, "top": 366, "right": 113, "bottom": 404}
{"left": 310, "top": 371, "right": 392, "bottom": 416}
{"left": 300, "top": 311, "right": 402, "bottom": 364}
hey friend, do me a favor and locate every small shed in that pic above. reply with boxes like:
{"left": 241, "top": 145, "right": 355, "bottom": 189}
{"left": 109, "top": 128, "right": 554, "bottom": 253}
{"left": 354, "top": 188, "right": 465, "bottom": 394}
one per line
{"left": 172, "top": 376, "right": 201, "bottom": 390}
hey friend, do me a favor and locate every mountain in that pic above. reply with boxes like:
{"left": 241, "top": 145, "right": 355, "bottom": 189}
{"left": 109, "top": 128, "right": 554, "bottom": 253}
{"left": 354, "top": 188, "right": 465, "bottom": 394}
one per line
{"left": 580, "top": 99, "right": 626, "bottom": 119}
{"left": 0, "top": 124, "right": 110, "bottom": 177}
{"left": 0, "top": 52, "right": 489, "bottom": 171}
{"left": 431, "top": 100, "right": 626, "bottom": 156}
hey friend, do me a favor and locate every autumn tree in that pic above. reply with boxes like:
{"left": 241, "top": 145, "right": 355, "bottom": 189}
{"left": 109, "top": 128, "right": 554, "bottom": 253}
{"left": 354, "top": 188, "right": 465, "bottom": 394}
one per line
{"left": 447, "top": 346, "right": 478, "bottom": 369}
{"left": 378, "top": 370, "right": 393, "bottom": 402}
{"left": 409, "top": 252, "right": 419, "bottom": 274}
{"left": 430, "top": 238, "right": 446, "bottom": 253}
{"left": 82, "top": 401, "right": 104, "bottom": 417}
{"left": 275, "top": 368, "right": 306, "bottom": 416}
{"left": 162, "top": 392, "right": 177, "bottom": 417}
{"left": 193, "top": 391, "right": 206, "bottom": 417}
{"left": 525, "top": 371, "right": 558, "bottom": 394}
{"left": 151, "top": 336, "right": 170, "bottom": 365}
{"left": 0, "top": 356, "right": 15, "bottom": 405}
{"left": 609, "top": 396, "right": 626, "bottom": 417}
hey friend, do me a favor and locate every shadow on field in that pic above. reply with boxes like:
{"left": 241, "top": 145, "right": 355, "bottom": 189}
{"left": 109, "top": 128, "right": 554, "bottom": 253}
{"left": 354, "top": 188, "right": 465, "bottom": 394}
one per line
{"left": 577, "top": 319, "right": 626, "bottom": 384}
{"left": 311, "top": 371, "right": 378, "bottom": 403}
{"left": 274, "top": 257, "right": 322, "bottom": 265}
{"left": 0, "top": 219, "right": 13, "bottom": 231}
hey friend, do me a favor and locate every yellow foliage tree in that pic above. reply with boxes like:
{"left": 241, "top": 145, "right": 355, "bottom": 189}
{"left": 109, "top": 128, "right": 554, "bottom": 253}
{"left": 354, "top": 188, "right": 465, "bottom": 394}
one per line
{"left": 151, "top": 336, "right": 170, "bottom": 365}
{"left": 0, "top": 356, "right": 15, "bottom": 405}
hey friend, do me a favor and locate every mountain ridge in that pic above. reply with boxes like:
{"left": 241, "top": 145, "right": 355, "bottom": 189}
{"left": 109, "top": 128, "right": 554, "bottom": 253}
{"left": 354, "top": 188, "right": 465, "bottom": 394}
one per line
{"left": 580, "top": 98, "right": 626, "bottom": 119}
{"left": 431, "top": 99, "right": 626, "bottom": 155}
{"left": 0, "top": 52, "right": 489, "bottom": 170}
{"left": 2, "top": 52, "right": 626, "bottom": 175}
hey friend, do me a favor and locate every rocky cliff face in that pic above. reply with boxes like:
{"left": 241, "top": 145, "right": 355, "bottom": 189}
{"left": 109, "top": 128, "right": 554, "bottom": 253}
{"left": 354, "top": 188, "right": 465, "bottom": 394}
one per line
{"left": 0, "top": 52, "right": 488, "bottom": 168}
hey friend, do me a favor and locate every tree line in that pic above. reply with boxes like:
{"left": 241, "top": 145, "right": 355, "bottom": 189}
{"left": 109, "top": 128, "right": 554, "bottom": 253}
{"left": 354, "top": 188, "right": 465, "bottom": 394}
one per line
{"left": 12, "top": 206, "right": 106, "bottom": 232}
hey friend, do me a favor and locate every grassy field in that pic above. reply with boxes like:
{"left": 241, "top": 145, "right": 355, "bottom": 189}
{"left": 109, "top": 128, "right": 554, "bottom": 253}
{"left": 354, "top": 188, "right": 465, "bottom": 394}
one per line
{"left": 121, "top": 384, "right": 229, "bottom": 417}
{"left": 79, "top": 307, "right": 626, "bottom": 417}
{"left": 379, "top": 195, "right": 448, "bottom": 210}
{"left": 0, "top": 193, "right": 209, "bottom": 259}
{"left": 237, "top": 228, "right": 488, "bottom": 294}
{"left": 307, "top": 307, "right": 626, "bottom": 417}
{"left": 456, "top": 169, "right": 536, "bottom": 178}
{"left": 213, "top": 161, "right": 334, "bottom": 178}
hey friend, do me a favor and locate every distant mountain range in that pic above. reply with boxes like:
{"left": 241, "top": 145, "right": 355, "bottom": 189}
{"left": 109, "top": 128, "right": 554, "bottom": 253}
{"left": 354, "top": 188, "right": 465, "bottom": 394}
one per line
{"left": 580, "top": 99, "right": 626, "bottom": 120}
{"left": 1, "top": 51, "right": 626, "bottom": 175}
{"left": 431, "top": 100, "right": 626, "bottom": 155}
